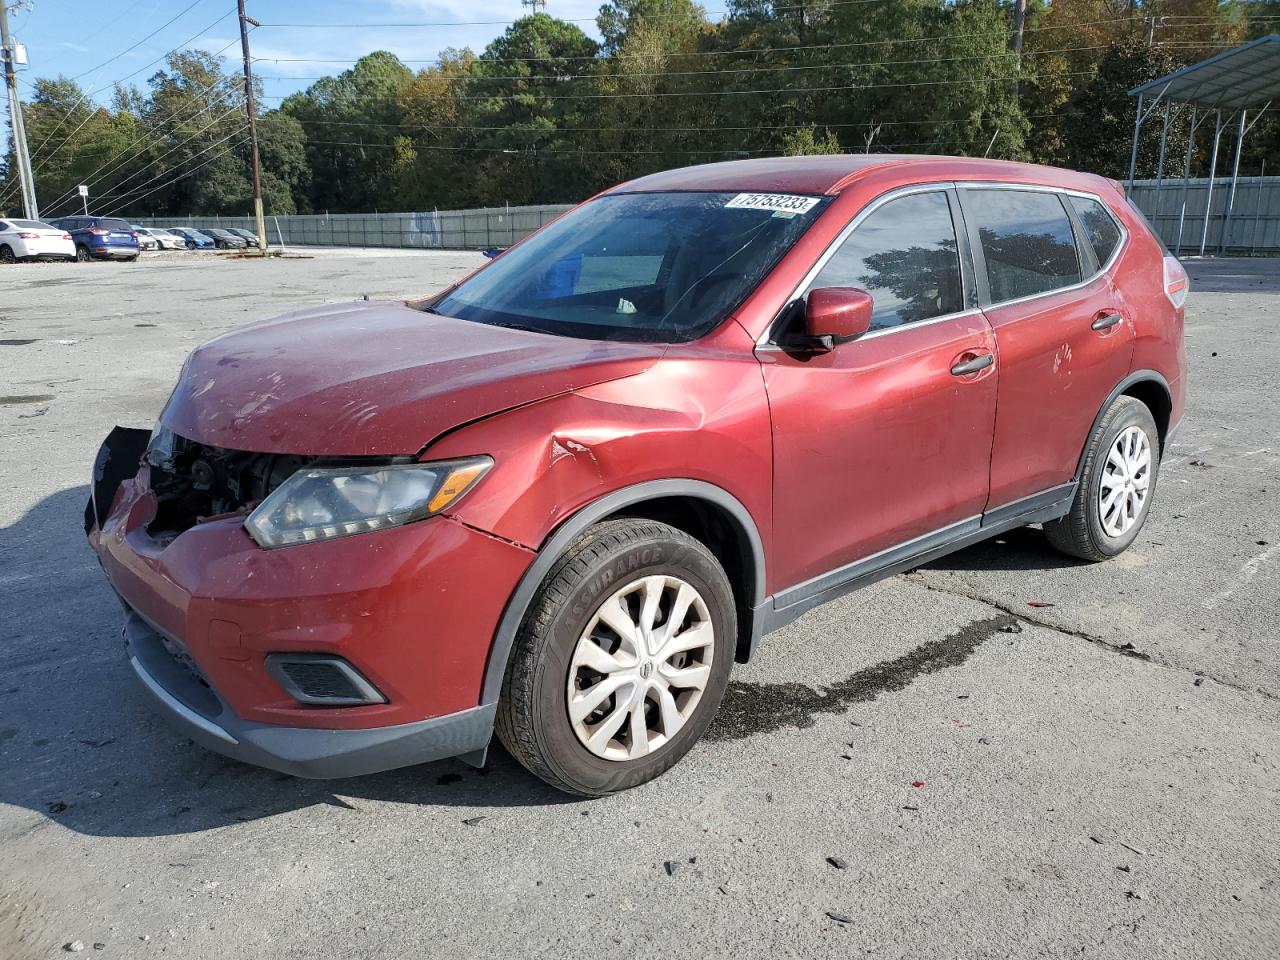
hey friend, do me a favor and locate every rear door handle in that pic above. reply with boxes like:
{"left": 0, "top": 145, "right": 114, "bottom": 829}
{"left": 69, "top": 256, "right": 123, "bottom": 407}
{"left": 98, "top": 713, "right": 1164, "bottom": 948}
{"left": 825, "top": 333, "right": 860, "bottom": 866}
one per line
{"left": 950, "top": 352, "right": 994, "bottom": 376}
{"left": 1091, "top": 312, "right": 1122, "bottom": 331}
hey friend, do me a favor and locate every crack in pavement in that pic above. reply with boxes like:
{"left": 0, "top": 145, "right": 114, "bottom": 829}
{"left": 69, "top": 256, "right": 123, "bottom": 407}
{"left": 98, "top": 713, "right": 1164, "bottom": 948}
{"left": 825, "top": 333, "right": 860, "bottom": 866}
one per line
{"left": 900, "top": 572, "right": 1280, "bottom": 704}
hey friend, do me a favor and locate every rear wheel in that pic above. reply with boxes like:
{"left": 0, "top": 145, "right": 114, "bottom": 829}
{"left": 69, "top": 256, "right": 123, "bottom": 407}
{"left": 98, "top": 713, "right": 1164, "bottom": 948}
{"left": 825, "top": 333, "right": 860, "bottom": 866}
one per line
{"left": 75, "top": 245, "right": 92, "bottom": 262}
{"left": 1046, "top": 396, "right": 1160, "bottom": 561}
{"left": 0, "top": 245, "right": 15, "bottom": 264}
{"left": 496, "top": 518, "right": 735, "bottom": 796}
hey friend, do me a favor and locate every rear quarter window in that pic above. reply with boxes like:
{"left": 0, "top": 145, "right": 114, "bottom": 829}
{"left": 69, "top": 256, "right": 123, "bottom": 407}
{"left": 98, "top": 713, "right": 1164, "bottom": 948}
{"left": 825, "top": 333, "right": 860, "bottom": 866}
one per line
{"left": 1068, "top": 196, "right": 1123, "bottom": 266}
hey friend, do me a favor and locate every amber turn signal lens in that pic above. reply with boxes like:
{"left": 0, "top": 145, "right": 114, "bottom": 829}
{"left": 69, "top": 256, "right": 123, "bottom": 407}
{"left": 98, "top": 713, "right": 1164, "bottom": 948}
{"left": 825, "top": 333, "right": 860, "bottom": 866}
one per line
{"left": 427, "top": 460, "right": 492, "bottom": 514}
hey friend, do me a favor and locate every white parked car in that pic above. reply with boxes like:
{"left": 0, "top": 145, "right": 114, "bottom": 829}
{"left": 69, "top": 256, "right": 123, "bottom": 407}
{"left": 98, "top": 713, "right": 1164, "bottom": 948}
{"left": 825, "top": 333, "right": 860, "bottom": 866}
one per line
{"left": 0, "top": 218, "right": 76, "bottom": 263}
{"left": 136, "top": 227, "right": 186, "bottom": 251}
{"left": 131, "top": 226, "right": 159, "bottom": 251}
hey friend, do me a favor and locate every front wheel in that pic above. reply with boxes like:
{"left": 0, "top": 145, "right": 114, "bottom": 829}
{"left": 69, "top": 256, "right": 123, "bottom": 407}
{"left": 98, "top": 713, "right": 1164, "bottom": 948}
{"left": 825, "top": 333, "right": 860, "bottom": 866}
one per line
{"left": 496, "top": 519, "right": 736, "bottom": 796}
{"left": 1046, "top": 396, "right": 1161, "bottom": 561}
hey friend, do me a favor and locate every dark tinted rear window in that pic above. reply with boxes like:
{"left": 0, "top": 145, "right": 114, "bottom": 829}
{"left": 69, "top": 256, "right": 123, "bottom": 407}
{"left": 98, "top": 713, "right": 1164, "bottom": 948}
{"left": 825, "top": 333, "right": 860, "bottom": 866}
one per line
{"left": 1068, "top": 196, "right": 1122, "bottom": 266}
{"left": 965, "top": 189, "right": 1081, "bottom": 303}
{"left": 99, "top": 218, "right": 133, "bottom": 231}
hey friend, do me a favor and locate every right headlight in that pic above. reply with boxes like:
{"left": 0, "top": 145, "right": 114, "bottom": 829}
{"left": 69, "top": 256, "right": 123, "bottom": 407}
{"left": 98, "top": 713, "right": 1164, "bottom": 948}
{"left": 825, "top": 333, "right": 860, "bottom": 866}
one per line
{"left": 244, "top": 457, "right": 492, "bottom": 549}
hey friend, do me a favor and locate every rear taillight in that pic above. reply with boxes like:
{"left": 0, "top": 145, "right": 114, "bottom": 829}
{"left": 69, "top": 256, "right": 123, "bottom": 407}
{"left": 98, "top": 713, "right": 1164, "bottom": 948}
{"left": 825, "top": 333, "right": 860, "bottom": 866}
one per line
{"left": 17, "top": 232, "right": 39, "bottom": 239}
{"left": 61, "top": 233, "right": 71, "bottom": 240}
{"left": 90, "top": 227, "right": 109, "bottom": 236}
{"left": 1163, "top": 255, "right": 1189, "bottom": 309}
{"left": 130, "top": 230, "right": 138, "bottom": 238}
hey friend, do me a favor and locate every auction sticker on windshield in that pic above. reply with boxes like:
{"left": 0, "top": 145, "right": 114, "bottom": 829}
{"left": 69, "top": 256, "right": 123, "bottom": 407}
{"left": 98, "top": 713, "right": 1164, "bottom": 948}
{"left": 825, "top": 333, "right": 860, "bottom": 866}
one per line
{"left": 724, "top": 193, "right": 821, "bottom": 215}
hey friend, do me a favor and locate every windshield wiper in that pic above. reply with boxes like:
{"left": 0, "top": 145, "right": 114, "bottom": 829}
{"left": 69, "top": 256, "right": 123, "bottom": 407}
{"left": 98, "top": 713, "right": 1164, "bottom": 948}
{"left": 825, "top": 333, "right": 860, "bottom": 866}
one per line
{"left": 486, "top": 320, "right": 552, "bottom": 335}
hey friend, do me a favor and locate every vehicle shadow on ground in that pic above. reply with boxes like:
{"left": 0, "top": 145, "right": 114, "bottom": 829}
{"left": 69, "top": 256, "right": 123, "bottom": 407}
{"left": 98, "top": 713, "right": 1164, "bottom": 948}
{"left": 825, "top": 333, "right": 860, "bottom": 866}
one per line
{"left": 0, "top": 487, "right": 576, "bottom": 841}
{"left": 920, "top": 525, "right": 1089, "bottom": 574}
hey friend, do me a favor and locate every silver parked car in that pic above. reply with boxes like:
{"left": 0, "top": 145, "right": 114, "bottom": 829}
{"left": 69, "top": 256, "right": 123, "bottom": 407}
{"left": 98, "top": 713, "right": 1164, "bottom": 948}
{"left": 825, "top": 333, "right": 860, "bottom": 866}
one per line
{"left": 136, "top": 227, "right": 187, "bottom": 251}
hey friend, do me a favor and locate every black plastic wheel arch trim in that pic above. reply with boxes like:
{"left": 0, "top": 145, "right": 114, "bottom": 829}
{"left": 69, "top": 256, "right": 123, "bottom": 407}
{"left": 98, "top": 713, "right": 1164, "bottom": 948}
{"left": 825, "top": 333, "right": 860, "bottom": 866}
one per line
{"left": 479, "top": 479, "right": 767, "bottom": 706}
{"left": 1073, "top": 370, "right": 1174, "bottom": 480}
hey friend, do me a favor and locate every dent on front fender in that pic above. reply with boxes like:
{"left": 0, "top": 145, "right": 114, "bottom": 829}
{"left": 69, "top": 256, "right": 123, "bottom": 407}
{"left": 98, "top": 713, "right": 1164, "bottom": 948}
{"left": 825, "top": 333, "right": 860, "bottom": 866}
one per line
{"left": 424, "top": 353, "right": 774, "bottom": 555}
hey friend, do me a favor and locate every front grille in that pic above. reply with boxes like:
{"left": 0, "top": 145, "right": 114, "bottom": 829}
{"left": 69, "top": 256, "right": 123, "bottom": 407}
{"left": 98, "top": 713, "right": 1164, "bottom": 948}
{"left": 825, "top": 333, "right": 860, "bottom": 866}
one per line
{"left": 265, "top": 654, "right": 386, "bottom": 706}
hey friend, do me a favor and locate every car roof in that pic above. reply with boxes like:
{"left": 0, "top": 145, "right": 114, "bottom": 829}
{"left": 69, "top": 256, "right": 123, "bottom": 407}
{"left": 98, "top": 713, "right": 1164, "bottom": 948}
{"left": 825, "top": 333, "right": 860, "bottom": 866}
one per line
{"left": 605, "top": 154, "right": 1116, "bottom": 197}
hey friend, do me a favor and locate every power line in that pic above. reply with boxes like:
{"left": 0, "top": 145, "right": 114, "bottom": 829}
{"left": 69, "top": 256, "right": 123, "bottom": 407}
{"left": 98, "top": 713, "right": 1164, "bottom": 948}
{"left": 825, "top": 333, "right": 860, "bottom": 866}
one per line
{"left": 256, "top": 0, "right": 895, "bottom": 30}
{"left": 258, "top": 68, "right": 1098, "bottom": 105}
{"left": 38, "top": 84, "right": 239, "bottom": 211}
{"left": 47, "top": 107, "right": 244, "bottom": 216}
{"left": 27, "top": 31, "right": 248, "bottom": 213}
{"left": 89, "top": 123, "right": 247, "bottom": 207}
{"left": 41, "top": 98, "right": 240, "bottom": 213}
{"left": 66, "top": 0, "right": 207, "bottom": 83}
{"left": 25, "top": 0, "right": 210, "bottom": 161}
{"left": 254, "top": 40, "right": 1239, "bottom": 86}
{"left": 27, "top": 18, "right": 238, "bottom": 171}
{"left": 99, "top": 137, "right": 249, "bottom": 216}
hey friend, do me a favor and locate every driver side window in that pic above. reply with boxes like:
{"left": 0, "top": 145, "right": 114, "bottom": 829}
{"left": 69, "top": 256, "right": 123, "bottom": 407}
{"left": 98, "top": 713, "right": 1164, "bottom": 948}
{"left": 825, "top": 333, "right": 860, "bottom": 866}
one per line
{"left": 811, "top": 190, "right": 963, "bottom": 332}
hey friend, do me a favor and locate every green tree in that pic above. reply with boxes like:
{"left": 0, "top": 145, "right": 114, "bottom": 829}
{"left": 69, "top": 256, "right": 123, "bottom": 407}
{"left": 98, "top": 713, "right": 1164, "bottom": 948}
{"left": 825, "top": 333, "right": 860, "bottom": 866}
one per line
{"left": 283, "top": 51, "right": 413, "bottom": 213}
{"left": 781, "top": 125, "right": 841, "bottom": 155}
{"left": 465, "top": 15, "right": 600, "bottom": 205}
{"left": 1061, "top": 39, "right": 1182, "bottom": 179}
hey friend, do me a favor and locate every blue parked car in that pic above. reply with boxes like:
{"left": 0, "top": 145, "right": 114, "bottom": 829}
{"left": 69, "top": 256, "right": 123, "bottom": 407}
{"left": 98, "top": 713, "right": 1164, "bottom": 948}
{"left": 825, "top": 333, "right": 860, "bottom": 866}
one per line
{"left": 49, "top": 215, "right": 141, "bottom": 262}
{"left": 165, "top": 227, "right": 216, "bottom": 250}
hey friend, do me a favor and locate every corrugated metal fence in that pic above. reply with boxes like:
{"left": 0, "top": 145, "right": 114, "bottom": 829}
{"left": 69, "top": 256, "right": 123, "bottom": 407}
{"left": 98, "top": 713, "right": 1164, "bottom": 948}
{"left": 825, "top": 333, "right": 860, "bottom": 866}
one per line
{"left": 136, "top": 204, "right": 573, "bottom": 250}
{"left": 139, "top": 179, "right": 1280, "bottom": 256}
{"left": 1128, "top": 176, "right": 1279, "bottom": 255}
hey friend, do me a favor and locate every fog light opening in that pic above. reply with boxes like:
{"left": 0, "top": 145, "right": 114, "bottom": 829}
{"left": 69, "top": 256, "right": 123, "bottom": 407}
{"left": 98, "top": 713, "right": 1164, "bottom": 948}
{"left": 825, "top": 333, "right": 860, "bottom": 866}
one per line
{"left": 265, "top": 655, "right": 387, "bottom": 706}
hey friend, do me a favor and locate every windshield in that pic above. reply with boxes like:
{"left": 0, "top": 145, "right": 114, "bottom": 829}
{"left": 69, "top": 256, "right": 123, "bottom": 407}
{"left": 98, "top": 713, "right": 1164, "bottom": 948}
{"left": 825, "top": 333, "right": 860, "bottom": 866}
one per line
{"left": 430, "top": 191, "right": 829, "bottom": 343}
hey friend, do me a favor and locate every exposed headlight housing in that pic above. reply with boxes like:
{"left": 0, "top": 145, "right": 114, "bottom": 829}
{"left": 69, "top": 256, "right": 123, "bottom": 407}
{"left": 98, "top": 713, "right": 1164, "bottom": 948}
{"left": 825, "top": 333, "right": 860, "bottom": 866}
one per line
{"left": 244, "top": 457, "right": 492, "bottom": 549}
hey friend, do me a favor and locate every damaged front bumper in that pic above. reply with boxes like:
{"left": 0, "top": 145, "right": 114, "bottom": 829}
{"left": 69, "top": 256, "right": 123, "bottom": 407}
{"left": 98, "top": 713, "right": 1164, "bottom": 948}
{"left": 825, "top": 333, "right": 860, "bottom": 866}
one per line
{"left": 124, "top": 608, "right": 495, "bottom": 777}
{"left": 86, "top": 426, "right": 532, "bottom": 778}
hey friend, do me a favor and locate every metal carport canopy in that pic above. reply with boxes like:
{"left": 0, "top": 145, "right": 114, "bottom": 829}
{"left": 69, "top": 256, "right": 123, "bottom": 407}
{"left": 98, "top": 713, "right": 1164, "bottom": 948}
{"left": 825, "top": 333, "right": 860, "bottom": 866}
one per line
{"left": 1126, "top": 35, "right": 1279, "bottom": 257}
{"left": 1129, "top": 34, "right": 1280, "bottom": 108}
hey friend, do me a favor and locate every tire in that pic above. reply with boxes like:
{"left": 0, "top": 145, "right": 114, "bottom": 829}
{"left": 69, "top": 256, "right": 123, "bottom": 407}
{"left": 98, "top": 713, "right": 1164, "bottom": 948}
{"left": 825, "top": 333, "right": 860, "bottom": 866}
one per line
{"left": 1045, "top": 396, "right": 1160, "bottom": 562}
{"left": 124, "top": 256, "right": 138, "bottom": 263}
{"left": 75, "top": 245, "right": 92, "bottom": 262}
{"left": 0, "top": 245, "right": 14, "bottom": 264}
{"left": 496, "top": 518, "right": 736, "bottom": 797}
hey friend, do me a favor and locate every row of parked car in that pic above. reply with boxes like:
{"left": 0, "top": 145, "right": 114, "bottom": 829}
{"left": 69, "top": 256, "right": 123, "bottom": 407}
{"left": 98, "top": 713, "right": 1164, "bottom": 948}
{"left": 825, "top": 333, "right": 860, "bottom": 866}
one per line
{"left": 0, "top": 215, "right": 260, "bottom": 263}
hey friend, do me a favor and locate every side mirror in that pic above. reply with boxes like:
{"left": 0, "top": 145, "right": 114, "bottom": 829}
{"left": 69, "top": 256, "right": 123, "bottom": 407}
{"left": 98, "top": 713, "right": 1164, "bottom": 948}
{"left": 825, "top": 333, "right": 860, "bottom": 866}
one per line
{"left": 803, "top": 287, "right": 873, "bottom": 351}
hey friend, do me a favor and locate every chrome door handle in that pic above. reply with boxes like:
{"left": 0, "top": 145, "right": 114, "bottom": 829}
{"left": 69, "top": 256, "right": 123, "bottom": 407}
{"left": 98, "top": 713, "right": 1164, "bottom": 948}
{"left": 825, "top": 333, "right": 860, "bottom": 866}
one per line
{"left": 1091, "top": 312, "right": 1122, "bottom": 331}
{"left": 950, "top": 353, "right": 994, "bottom": 376}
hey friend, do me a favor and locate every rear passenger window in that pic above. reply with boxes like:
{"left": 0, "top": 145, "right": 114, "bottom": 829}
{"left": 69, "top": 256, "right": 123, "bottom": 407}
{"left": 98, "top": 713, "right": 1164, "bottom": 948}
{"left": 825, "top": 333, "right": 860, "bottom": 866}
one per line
{"left": 965, "top": 190, "right": 1081, "bottom": 303}
{"left": 1068, "top": 196, "right": 1122, "bottom": 266}
{"left": 811, "top": 191, "right": 962, "bottom": 331}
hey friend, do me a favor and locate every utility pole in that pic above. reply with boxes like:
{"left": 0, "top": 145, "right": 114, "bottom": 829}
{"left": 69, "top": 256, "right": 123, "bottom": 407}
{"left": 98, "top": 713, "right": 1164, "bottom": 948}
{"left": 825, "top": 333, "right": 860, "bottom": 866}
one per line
{"left": 1144, "top": 16, "right": 1166, "bottom": 47}
{"left": 1010, "top": 0, "right": 1027, "bottom": 60}
{"left": 237, "top": 0, "right": 267, "bottom": 252}
{"left": 1, "top": 0, "right": 38, "bottom": 219}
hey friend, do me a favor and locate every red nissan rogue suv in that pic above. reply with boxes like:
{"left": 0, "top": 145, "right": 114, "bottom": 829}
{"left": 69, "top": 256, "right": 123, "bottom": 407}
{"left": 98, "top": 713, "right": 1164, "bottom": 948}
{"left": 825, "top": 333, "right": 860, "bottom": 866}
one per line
{"left": 87, "top": 156, "right": 1187, "bottom": 795}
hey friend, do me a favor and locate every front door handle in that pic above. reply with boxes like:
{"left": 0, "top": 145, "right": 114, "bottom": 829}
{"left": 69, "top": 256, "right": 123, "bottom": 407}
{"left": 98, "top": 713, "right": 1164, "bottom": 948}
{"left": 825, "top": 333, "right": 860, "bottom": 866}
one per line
{"left": 1091, "top": 312, "right": 1122, "bottom": 331}
{"left": 950, "top": 352, "right": 994, "bottom": 377}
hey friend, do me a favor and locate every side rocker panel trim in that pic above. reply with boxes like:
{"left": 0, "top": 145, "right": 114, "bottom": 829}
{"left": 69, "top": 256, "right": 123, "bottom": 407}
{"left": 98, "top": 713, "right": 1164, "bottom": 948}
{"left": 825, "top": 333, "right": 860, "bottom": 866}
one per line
{"left": 479, "top": 480, "right": 767, "bottom": 706}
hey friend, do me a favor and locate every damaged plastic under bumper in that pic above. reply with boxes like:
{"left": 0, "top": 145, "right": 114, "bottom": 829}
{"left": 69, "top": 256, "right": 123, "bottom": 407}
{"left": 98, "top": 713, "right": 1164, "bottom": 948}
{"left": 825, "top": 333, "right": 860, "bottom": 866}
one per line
{"left": 124, "top": 609, "right": 495, "bottom": 778}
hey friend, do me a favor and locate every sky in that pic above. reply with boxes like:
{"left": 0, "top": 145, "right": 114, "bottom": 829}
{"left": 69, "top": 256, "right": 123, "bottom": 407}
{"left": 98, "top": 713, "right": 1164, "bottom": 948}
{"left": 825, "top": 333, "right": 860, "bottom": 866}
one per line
{"left": 6, "top": 0, "right": 625, "bottom": 106}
